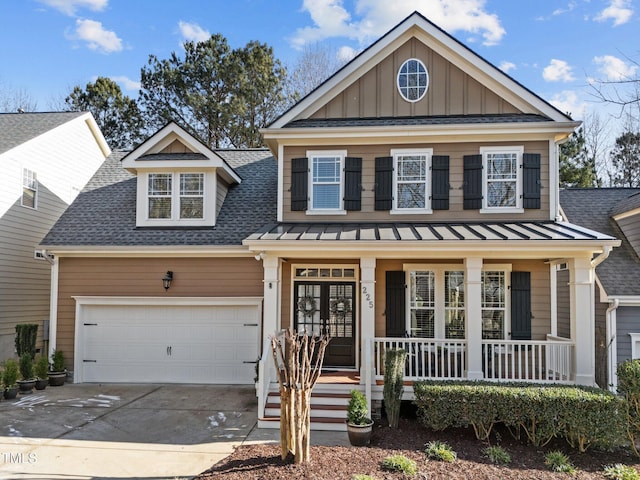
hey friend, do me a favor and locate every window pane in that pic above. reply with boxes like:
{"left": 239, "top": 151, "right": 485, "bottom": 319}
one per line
{"left": 487, "top": 153, "right": 517, "bottom": 179}
{"left": 180, "top": 173, "right": 203, "bottom": 194}
{"left": 180, "top": 197, "right": 203, "bottom": 218}
{"left": 487, "top": 181, "right": 516, "bottom": 207}
{"left": 397, "top": 59, "right": 428, "bottom": 102}
{"left": 149, "top": 197, "right": 171, "bottom": 218}
{"left": 179, "top": 173, "right": 204, "bottom": 219}
{"left": 482, "top": 271, "right": 505, "bottom": 339}
{"left": 311, "top": 156, "right": 341, "bottom": 209}
{"left": 149, "top": 174, "right": 171, "bottom": 194}
{"left": 22, "top": 188, "right": 35, "bottom": 208}
{"left": 397, "top": 156, "right": 425, "bottom": 181}
{"left": 312, "top": 157, "right": 340, "bottom": 182}
{"left": 410, "top": 271, "right": 435, "bottom": 338}
{"left": 148, "top": 174, "right": 172, "bottom": 219}
{"left": 397, "top": 183, "right": 425, "bottom": 209}
{"left": 313, "top": 184, "right": 340, "bottom": 209}
{"left": 445, "top": 271, "right": 465, "bottom": 339}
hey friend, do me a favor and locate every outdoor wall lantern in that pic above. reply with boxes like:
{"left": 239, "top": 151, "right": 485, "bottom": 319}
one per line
{"left": 162, "top": 271, "right": 173, "bottom": 291}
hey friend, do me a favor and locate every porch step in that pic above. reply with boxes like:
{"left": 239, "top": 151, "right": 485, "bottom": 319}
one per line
{"left": 260, "top": 386, "right": 358, "bottom": 431}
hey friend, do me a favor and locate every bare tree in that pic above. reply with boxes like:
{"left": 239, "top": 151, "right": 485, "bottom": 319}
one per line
{"left": 582, "top": 111, "right": 611, "bottom": 186}
{"left": 270, "top": 329, "right": 329, "bottom": 464}
{"left": 590, "top": 54, "right": 640, "bottom": 121}
{"left": 0, "top": 81, "right": 37, "bottom": 112}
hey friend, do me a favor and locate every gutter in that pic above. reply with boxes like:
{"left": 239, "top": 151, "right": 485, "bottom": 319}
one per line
{"left": 606, "top": 298, "right": 619, "bottom": 391}
{"left": 592, "top": 245, "right": 613, "bottom": 268}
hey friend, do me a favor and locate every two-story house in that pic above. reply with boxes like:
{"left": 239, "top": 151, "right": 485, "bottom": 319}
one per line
{"left": 0, "top": 112, "right": 109, "bottom": 358}
{"left": 42, "top": 12, "right": 618, "bottom": 429}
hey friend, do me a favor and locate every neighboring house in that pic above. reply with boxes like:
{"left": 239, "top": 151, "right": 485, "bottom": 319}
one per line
{"left": 42, "top": 12, "right": 618, "bottom": 429}
{"left": 561, "top": 188, "right": 640, "bottom": 390}
{"left": 0, "top": 112, "right": 110, "bottom": 358}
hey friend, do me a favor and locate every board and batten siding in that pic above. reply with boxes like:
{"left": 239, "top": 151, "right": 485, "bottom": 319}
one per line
{"left": 0, "top": 116, "right": 106, "bottom": 357}
{"left": 310, "top": 38, "right": 521, "bottom": 120}
{"left": 616, "top": 306, "right": 640, "bottom": 365}
{"left": 615, "top": 214, "right": 640, "bottom": 255}
{"left": 55, "top": 257, "right": 264, "bottom": 369}
{"left": 282, "top": 141, "right": 550, "bottom": 223}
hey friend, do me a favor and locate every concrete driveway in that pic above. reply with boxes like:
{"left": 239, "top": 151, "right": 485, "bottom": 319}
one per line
{"left": 0, "top": 383, "right": 263, "bottom": 480}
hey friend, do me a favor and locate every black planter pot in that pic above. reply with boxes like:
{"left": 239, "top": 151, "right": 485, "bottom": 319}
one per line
{"left": 346, "top": 420, "right": 374, "bottom": 446}
{"left": 17, "top": 379, "right": 36, "bottom": 394}
{"left": 35, "top": 378, "right": 48, "bottom": 390}
{"left": 3, "top": 387, "right": 18, "bottom": 400}
{"left": 48, "top": 371, "right": 66, "bottom": 387}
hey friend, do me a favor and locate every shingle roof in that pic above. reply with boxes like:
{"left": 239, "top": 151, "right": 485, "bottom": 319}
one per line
{"left": 284, "top": 114, "right": 552, "bottom": 129}
{"left": 247, "top": 220, "right": 613, "bottom": 242}
{"left": 0, "top": 112, "right": 86, "bottom": 156}
{"left": 41, "top": 149, "right": 277, "bottom": 247}
{"left": 560, "top": 188, "right": 640, "bottom": 297}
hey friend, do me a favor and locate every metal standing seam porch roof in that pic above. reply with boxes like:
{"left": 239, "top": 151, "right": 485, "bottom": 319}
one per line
{"left": 246, "top": 221, "right": 616, "bottom": 243}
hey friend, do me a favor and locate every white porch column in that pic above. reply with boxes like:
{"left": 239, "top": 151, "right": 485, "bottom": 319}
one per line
{"left": 262, "top": 255, "right": 281, "bottom": 338}
{"left": 465, "top": 257, "right": 484, "bottom": 380}
{"left": 570, "top": 256, "right": 595, "bottom": 386}
{"left": 360, "top": 257, "right": 376, "bottom": 414}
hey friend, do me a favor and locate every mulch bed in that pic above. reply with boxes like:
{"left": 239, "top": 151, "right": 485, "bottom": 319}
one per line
{"left": 198, "top": 414, "right": 640, "bottom": 479}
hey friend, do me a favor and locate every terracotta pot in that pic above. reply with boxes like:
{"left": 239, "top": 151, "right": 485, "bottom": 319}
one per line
{"left": 347, "top": 420, "right": 374, "bottom": 446}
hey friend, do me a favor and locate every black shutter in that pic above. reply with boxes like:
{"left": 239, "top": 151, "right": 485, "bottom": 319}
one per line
{"left": 290, "top": 157, "right": 308, "bottom": 211}
{"left": 375, "top": 156, "right": 393, "bottom": 211}
{"left": 343, "top": 157, "right": 362, "bottom": 211}
{"left": 522, "top": 153, "right": 541, "bottom": 209}
{"left": 510, "top": 271, "right": 532, "bottom": 340}
{"left": 385, "top": 271, "right": 406, "bottom": 337}
{"left": 463, "top": 154, "right": 483, "bottom": 209}
{"left": 431, "top": 155, "right": 450, "bottom": 210}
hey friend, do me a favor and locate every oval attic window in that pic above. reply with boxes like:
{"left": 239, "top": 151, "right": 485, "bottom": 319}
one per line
{"left": 397, "top": 58, "right": 429, "bottom": 102}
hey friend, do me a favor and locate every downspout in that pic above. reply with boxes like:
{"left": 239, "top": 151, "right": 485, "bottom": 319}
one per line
{"left": 606, "top": 298, "right": 619, "bottom": 391}
{"left": 592, "top": 246, "right": 612, "bottom": 268}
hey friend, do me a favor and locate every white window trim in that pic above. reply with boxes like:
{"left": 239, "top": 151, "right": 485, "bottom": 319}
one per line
{"left": 480, "top": 146, "right": 524, "bottom": 214}
{"left": 404, "top": 263, "right": 513, "bottom": 340}
{"left": 21, "top": 168, "right": 37, "bottom": 209}
{"left": 137, "top": 171, "right": 214, "bottom": 227}
{"left": 306, "top": 150, "right": 346, "bottom": 215}
{"left": 397, "top": 58, "right": 429, "bottom": 103}
{"left": 391, "top": 148, "right": 433, "bottom": 214}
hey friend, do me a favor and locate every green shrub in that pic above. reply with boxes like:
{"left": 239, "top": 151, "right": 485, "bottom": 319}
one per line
{"left": 483, "top": 445, "right": 511, "bottom": 465}
{"left": 383, "top": 348, "right": 406, "bottom": 429}
{"left": 425, "top": 440, "right": 457, "bottom": 462}
{"left": 617, "top": 360, "right": 640, "bottom": 457}
{"left": 604, "top": 463, "right": 640, "bottom": 480}
{"left": 15, "top": 324, "right": 38, "bottom": 358}
{"left": 2, "top": 359, "right": 19, "bottom": 388}
{"left": 381, "top": 455, "right": 417, "bottom": 476}
{"left": 19, "top": 353, "right": 33, "bottom": 380}
{"left": 544, "top": 450, "right": 576, "bottom": 474}
{"left": 351, "top": 475, "right": 377, "bottom": 480}
{"left": 34, "top": 355, "right": 49, "bottom": 379}
{"left": 413, "top": 380, "right": 626, "bottom": 450}
{"left": 347, "top": 390, "right": 371, "bottom": 425}
{"left": 51, "top": 350, "right": 65, "bottom": 372}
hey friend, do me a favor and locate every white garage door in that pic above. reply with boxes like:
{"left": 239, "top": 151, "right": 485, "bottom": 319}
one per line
{"left": 80, "top": 303, "right": 260, "bottom": 384}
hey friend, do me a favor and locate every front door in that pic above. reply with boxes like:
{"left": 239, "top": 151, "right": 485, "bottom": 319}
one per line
{"left": 294, "top": 281, "right": 356, "bottom": 367}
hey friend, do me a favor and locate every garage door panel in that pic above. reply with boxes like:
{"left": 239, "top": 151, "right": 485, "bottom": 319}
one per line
{"left": 81, "top": 303, "right": 261, "bottom": 384}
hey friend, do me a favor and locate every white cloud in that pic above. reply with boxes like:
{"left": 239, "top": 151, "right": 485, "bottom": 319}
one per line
{"left": 593, "top": 55, "right": 638, "bottom": 81}
{"left": 38, "top": 0, "right": 107, "bottom": 16}
{"left": 291, "top": 0, "right": 506, "bottom": 49}
{"left": 548, "top": 90, "right": 586, "bottom": 118}
{"left": 542, "top": 59, "right": 575, "bottom": 82}
{"left": 110, "top": 76, "right": 140, "bottom": 91}
{"left": 73, "top": 18, "right": 122, "bottom": 53}
{"left": 594, "top": 0, "right": 633, "bottom": 26}
{"left": 552, "top": 1, "right": 577, "bottom": 17}
{"left": 337, "top": 45, "right": 357, "bottom": 62}
{"left": 178, "top": 21, "right": 211, "bottom": 43}
{"left": 499, "top": 61, "right": 516, "bottom": 73}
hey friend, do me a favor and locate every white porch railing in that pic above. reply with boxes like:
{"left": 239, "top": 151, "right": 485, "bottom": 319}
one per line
{"left": 481, "top": 339, "right": 574, "bottom": 383}
{"left": 373, "top": 338, "right": 467, "bottom": 381}
{"left": 256, "top": 332, "right": 281, "bottom": 419}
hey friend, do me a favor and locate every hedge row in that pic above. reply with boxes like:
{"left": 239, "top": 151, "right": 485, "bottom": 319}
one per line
{"left": 413, "top": 381, "right": 625, "bottom": 451}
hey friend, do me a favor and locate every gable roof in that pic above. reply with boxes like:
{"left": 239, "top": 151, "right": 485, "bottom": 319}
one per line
{"left": 41, "top": 149, "right": 277, "bottom": 249}
{"left": 0, "top": 111, "right": 88, "bottom": 156}
{"left": 269, "top": 11, "right": 573, "bottom": 129}
{"left": 561, "top": 188, "right": 640, "bottom": 297}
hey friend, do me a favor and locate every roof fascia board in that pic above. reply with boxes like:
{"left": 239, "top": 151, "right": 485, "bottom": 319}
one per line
{"left": 81, "top": 113, "right": 112, "bottom": 157}
{"left": 122, "top": 123, "right": 241, "bottom": 183}
{"left": 271, "top": 12, "right": 570, "bottom": 128}
{"left": 613, "top": 207, "right": 640, "bottom": 221}
{"left": 42, "top": 246, "right": 251, "bottom": 257}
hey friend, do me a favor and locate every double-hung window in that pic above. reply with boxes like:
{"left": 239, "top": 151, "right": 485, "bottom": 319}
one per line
{"left": 392, "top": 148, "right": 432, "bottom": 213}
{"left": 147, "top": 172, "right": 205, "bottom": 220}
{"left": 407, "top": 266, "right": 465, "bottom": 339}
{"left": 481, "top": 146, "right": 523, "bottom": 212}
{"left": 308, "top": 150, "right": 345, "bottom": 213}
{"left": 481, "top": 270, "right": 507, "bottom": 339}
{"left": 21, "top": 168, "right": 37, "bottom": 209}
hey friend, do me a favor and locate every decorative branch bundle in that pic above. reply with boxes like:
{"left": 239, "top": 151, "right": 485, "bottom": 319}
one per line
{"left": 270, "top": 329, "right": 329, "bottom": 464}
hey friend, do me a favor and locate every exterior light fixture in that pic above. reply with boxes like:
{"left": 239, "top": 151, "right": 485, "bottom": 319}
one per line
{"left": 162, "top": 271, "right": 173, "bottom": 291}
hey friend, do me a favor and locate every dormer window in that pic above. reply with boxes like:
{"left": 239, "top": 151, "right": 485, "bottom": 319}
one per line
{"left": 148, "top": 174, "right": 172, "bottom": 219}
{"left": 180, "top": 173, "right": 204, "bottom": 219}
{"left": 143, "top": 172, "right": 207, "bottom": 224}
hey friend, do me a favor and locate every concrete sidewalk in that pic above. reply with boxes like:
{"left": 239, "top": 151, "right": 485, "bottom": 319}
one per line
{"left": 0, "top": 383, "right": 348, "bottom": 480}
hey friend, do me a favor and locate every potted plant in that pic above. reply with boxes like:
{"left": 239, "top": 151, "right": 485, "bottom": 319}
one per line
{"left": 3, "top": 358, "right": 19, "bottom": 399}
{"left": 17, "top": 353, "right": 36, "bottom": 394}
{"left": 34, "top": 354, "right": 49, "bottom": 390}
{"left": 48, "top": 349, "right": 66, "bottom": 386}
{"left": 346, "top": 389, "right": 374, "bottom": 446}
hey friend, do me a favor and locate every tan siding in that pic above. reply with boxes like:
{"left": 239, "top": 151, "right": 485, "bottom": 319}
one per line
{"left": 160, "top": 139, "right": 190, "bottom": 153}
{"left": 56, "top": 257, "right": 263, "bottom": 368}
{"left": 308, "top": 38, "right": 522, "bottom": 119}
{"left": 216, "top": 177, "right": 229, "bottom": 217}
{"left": 282, "top": 140, "right": 550, "bottom": 222}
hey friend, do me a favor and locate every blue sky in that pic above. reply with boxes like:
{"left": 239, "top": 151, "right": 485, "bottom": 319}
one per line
{"left": 0, "top": 0, "right": 637, "bottom": 133}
